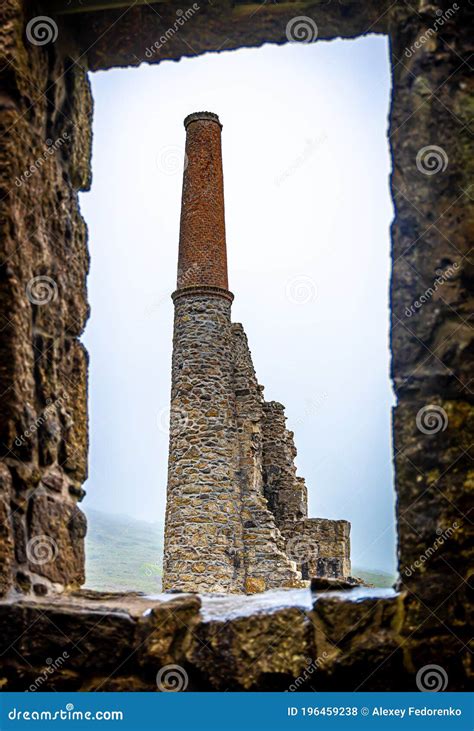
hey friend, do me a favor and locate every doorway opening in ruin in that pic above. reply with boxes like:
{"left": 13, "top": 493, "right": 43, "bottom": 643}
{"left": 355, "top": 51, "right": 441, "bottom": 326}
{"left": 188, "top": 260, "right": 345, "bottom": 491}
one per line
{"left": 80, "top": 37, "right": 395, "bottom": 592}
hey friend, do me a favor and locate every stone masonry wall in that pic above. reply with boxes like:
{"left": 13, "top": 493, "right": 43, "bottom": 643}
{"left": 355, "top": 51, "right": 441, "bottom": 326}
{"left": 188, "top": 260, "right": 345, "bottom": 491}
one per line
{"left": 164, "top": 110, "right": 347, "bottom": 593}
{"left": 163, "top": 293, "right": 245, "bottom": 593}
{"left": 262, "top": 402, "right": 351, "bottom": 579}
{"left": 262, "top": 402, "right": 308, "bottom": 539}
{"left": 231, "top": 324, "right": 304, "bottom": 593}
{"left": 0, "top": 0, "right": 91, "bottom": 597}
{"left": 163, "top": 302, "right": 307, "bottom": 593}
{"left": 163, "top": 302, "right": 351, "bottom": 594}
{"left": 297, "top": 518, "right": 351, "bottom": 580}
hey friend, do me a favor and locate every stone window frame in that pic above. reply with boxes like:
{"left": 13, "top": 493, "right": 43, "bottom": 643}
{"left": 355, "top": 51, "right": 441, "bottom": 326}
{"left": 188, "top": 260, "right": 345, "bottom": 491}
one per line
{"left": 0, "top": 0, "right": 470, "bottom": 690}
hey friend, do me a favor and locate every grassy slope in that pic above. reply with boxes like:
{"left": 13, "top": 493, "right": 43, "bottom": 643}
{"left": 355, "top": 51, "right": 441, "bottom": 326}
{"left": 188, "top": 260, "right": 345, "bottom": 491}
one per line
{"left": 85, "top": 508, "right": 164, "bottom": 594}
{"left": 353, "top": 567, "right": 396, "bottom": 588}
{"left": 85, "top": 509, "right": 396, "bottom": 593}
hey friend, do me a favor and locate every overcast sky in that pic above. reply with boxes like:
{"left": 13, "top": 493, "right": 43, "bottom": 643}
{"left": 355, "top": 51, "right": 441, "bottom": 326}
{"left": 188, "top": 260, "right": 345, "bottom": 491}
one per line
{"left": 80, "top": 35, "right": 396, "bottom": 574}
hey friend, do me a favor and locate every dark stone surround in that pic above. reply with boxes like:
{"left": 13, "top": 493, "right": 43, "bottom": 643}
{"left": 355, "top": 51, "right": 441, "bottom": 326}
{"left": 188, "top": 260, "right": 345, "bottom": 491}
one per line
{"left": 0, "top": 0, "right": 472, "bottom": 690}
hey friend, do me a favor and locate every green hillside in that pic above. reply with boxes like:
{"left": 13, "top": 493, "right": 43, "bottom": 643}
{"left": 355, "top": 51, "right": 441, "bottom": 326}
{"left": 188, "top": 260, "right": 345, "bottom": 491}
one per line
{"left": 84, "top": 509, "right": 396, "bottom": 593}
{"left": 85, "top": 508, "right": 164, "bottom": 594}
{"left": 353, "top": 567, "right": 396, "bottom": 588}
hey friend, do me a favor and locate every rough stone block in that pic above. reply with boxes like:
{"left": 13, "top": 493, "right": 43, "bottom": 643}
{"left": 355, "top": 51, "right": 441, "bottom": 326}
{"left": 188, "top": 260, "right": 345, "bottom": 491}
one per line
{"left": 28, "top": 493, "right": 86, "bottom": 587}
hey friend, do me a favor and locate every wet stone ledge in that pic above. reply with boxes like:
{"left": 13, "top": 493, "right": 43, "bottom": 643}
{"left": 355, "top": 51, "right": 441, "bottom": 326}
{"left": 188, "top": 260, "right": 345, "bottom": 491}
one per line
{"left": 1, "top": 586, "right": 460, "bottom": 692}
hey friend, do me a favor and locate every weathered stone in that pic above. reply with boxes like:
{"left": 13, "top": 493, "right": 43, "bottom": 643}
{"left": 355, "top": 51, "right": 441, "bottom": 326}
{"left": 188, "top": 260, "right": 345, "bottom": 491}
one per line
{"left": 28, "top": 494, "right": 86, "bottom": 587}
{"left": 0, "top": 0, "right": 471, "bottom": 693}
{"left": 0, "top": 0, "right": 90, "bottom": 594}
{"left": 0, "top": 591, "right": 202, "bottom": 691}
{"left": 0, "top": 465, "right": 14, "bottom": 596}
{"left": 245, "top": 577, "right": 266, "bottom": 594}
{"left": 311, "top": 577, "right": 363, "bottom": 592}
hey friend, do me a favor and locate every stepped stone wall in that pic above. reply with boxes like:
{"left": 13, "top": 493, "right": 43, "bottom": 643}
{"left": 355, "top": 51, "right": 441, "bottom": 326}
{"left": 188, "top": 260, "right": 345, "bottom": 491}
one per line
{"left": 261, "top": 404, "right": 350, "bottom": 579}
{"left": 262, "top": 402, "right": 309, "bottom": 538}
{"left": 231, "top": 324, "right": 308, "bottom": 593}
{"left": 163, "top": 287, "right": 351, "bottom": 594}
{"left": 162, "top": 292, "right": 316, "bottom": 593}
{"left": 298, "top": 519, "right": 351, "bottom": 580}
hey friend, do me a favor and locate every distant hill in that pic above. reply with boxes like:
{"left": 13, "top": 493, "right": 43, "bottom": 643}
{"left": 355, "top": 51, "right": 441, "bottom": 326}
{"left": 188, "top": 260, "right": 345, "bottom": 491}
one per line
{"left": 85, "top": 509, "right": 396, "bottom": 593}
{"left": 85, "top": 508, "right": 164, "bottom": 594}
{"left": 352, "top": 567, "right": 395, "bottom": 588}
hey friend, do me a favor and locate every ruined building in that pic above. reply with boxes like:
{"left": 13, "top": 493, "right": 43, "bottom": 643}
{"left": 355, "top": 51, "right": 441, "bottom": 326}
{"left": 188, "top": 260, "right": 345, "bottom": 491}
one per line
{"left": 162, "top": 112, "right": 350, "bottom": 594}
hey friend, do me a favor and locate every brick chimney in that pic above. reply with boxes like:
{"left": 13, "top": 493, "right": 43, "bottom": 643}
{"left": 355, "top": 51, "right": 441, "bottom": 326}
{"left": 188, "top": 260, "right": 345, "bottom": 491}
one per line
{"left": 174, "top": 111, "right": 232, "bottom": 300}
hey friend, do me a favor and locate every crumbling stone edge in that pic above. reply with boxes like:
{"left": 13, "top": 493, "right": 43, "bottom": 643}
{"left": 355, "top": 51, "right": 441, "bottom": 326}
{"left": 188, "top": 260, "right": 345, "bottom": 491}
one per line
{"left": 0, "top": 587, "right": 468, "bottom": 691}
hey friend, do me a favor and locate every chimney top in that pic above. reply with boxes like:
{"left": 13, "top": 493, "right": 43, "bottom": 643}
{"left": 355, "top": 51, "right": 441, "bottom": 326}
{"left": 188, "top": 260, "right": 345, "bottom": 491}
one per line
{"left": 184, "top": 111, "right": 222, "bottom": 129}
{"left": 174, "top": 107, "right": 230, "bottom": 298}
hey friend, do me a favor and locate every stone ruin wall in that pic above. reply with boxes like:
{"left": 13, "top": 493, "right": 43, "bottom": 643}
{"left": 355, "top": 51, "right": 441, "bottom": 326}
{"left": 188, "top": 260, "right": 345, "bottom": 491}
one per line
{"left": 237, "top": 329, "right": 351, "bottom": 587}
{"left": 162, "top": 290, "right": 306, "bottom": 594}
{"left": 163, "top": 295, "right": 351, "bottom": 593}
{"left": 262, "top": 403, "right": 351, "bottom": 579}
{"left": 0, "top": 1, "right": 91, "bottom": 598}
{"left": 231, "top": 323, "right": 305, "bottom": 593}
